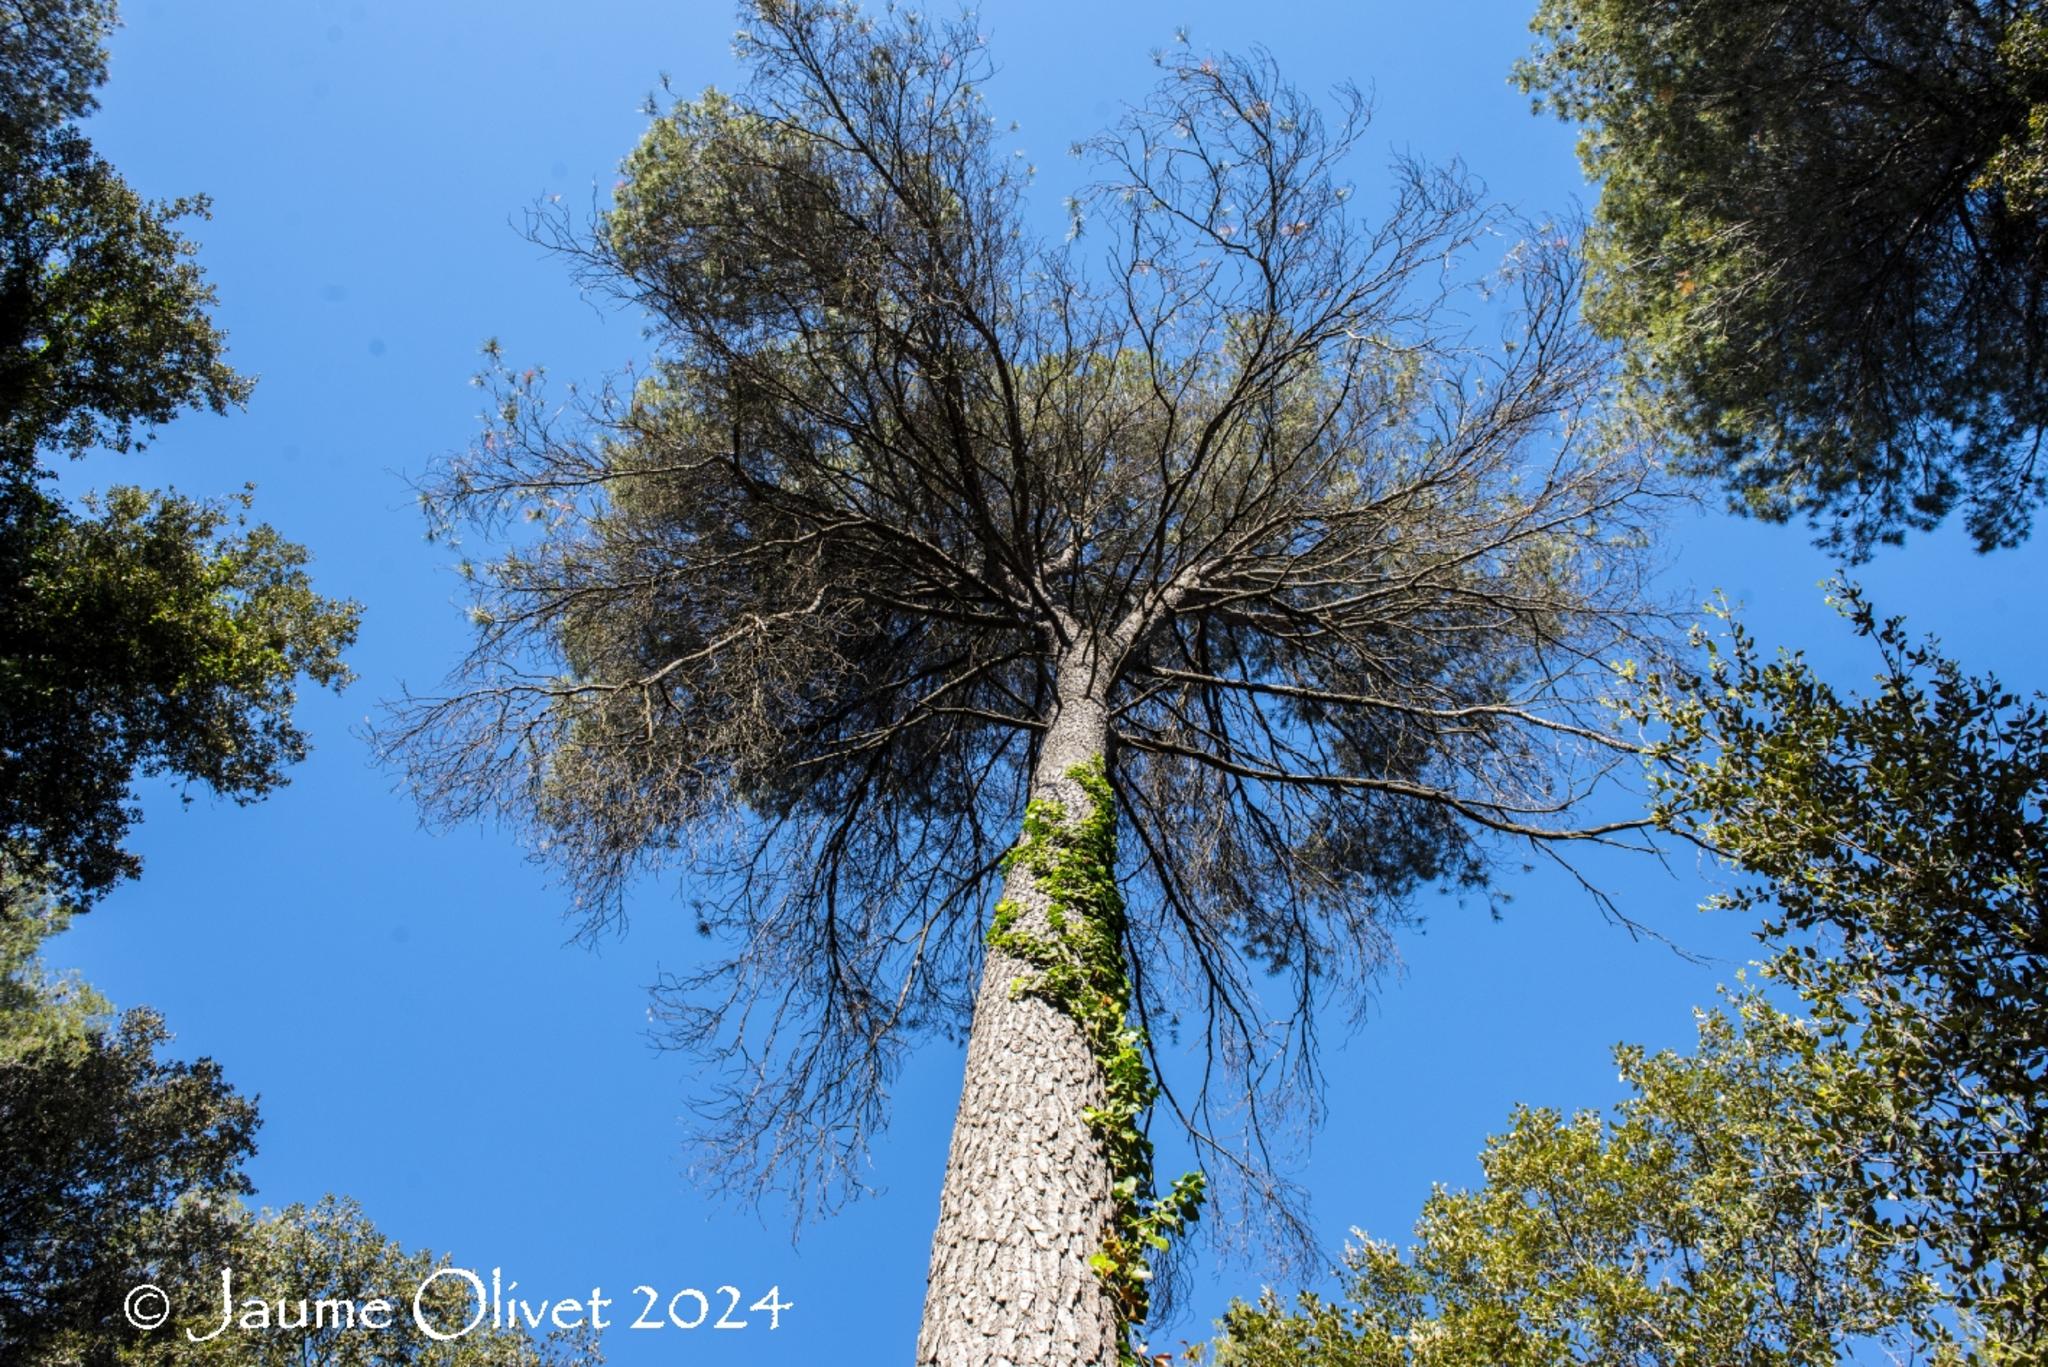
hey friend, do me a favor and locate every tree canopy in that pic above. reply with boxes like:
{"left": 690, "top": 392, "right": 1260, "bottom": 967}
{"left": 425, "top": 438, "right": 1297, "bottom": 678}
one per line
{"left": 0, "top": 879, "right": 602, "bottom": 1365}
{"left": 1631, "top": 587, "right": 2047, "bottom": 1345}
{"left": 0, "top": 483, "right": 358, "bottom": 906}
{"left": 392, "top": 0, "right": 1661, "bottom": 1230}
{"left": 1518, "top": 0, "right": 2048, "bottom": 555}
{"left": 143, "top": 1196, "right": 600, "bottom": 1367}
{"left": 0, "top": 0, "right": 247, "bottom": 473}
{"left": 1201, "top": 590, "right": 2048, "bottom": 1362}
{"left": 1201, "top": 995, "right": 1960, "bottom": 1366}
{"left": 0, "top": 884, "right": 257, "bottom": 1366}
{"left": 0, "top": 0, "right": 359, "bottom": 908}
{"left": 387, "top": 4, "right": 1669, "bottom": 1358}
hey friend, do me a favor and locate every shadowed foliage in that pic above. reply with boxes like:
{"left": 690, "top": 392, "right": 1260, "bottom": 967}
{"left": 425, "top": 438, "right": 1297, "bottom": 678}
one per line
{"left": 0, "top": 0, "right": 359, "bottom": 909}
{"left": 1, "top": 879, "right": 603, "bottom": 1366}
{"left": 1519, "top": 0, "right": 2048, "bottom": 556}
{"left": 0, "top": 0, "right": 247, "bottom": 472}
{"left": 0, "top": 483, "right": 357, "bottom": 905}
{"left": 0, "top": 884, "right": 256, "bottom": 1367}
{"left": 141, "top": 1196, "right": 602, "bottom": 1367}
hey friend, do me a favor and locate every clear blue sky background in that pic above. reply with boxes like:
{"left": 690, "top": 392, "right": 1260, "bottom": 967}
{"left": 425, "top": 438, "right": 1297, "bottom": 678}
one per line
{"left": 49, "top": 1, "right": 2048, "bottom": 1361}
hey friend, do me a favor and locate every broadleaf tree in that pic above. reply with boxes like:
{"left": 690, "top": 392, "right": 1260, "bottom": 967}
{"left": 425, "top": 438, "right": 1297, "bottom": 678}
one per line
{"left": 0, "top": 883, "right": 257, "bottom": 1367}
{"left": 1201, "top": 591, "right": 2048, "bottom": 1363}
{"left": 0, "top": 882, "right": 601, "bottom": 1366}
{"left": 1516, "top": 0, "right": 2048, "bottom": 556}
{"left": 0, "top": 482, "right": 359, "bottom": 905}
{"left": 1630, "top": 588, "right": 2048, "bottom": 1347}
{"left": 142, "top": 1196, "right": 601, "bottom": 1367}
{"left": 0, "top": 0, "right": 247, "bottom": 471}
{"left": 0, "top": 0, "right": 359, "bottom": 909}
{"left": 1199, "top": 993, "right": 1972, "bottom": 1367}
{"left": 386, "top": 4, "right": 1665, "bottom": 1362}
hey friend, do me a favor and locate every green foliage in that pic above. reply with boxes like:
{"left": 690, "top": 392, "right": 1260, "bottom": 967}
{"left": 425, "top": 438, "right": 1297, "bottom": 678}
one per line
{"left": 0, "top": 0, "right": 359, "bottom": 907}
{"left": 1200, "top": 994, "right": 1964, "bottom": 1366}
{"left": 1202, "top": 591, "right": 2047, "bottom": 1363}
{"left": 1629, "top": 586, "right": 2048, "bottom": 1349}
{"left": 1981, "top": 10, "right": 2048, "bottom": 214}
{"left": 2, "top": 893, "right": 594, "bottom": 1365}
{"left": 1517, "top": 0, "right": 2048, "bottom": 554}
{"left": 0, "top": 0, "right": 250, "bottom": 473}
{"left": 0, "top": 899, "right": 258, "bottom": 1366}
{"left": 0, "top": 869, "right": 107, "bottom": 1057}
{"left": 606, "top": 87, "right": 850, "bottom": 332}
{"left": 0, "top": 0, "right": 110, "bottom": 137}
{"left": 986, "top": 758, "right": 1206, "bottom": 1358}
{"left": 141, "top": 1196, "right": 602, "bottom": 1366}
{"left": 0, "top": 482, "right": 359, "bottom": 906}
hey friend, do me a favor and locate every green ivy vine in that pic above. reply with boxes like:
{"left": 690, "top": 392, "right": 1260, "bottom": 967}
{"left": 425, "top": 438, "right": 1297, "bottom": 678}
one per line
{"left": 985, "top": 756, "right": 1206, "bottom": 1361}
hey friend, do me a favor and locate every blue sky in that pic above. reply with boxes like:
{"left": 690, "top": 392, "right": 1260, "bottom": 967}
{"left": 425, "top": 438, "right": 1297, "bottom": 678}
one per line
{"left": 50, "top": 1, "right": 2048, "bottom": 1361}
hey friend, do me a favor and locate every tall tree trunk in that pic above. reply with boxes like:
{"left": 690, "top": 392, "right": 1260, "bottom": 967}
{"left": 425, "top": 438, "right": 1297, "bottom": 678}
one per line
{"left": 916, "top": 678, "right": 1123, "bottom": 1367}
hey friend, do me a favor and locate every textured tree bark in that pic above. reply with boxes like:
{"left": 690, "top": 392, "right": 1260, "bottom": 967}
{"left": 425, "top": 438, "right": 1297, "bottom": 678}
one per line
{"left": 915, "top": 677, "right": 1123, "bottom": 1367}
